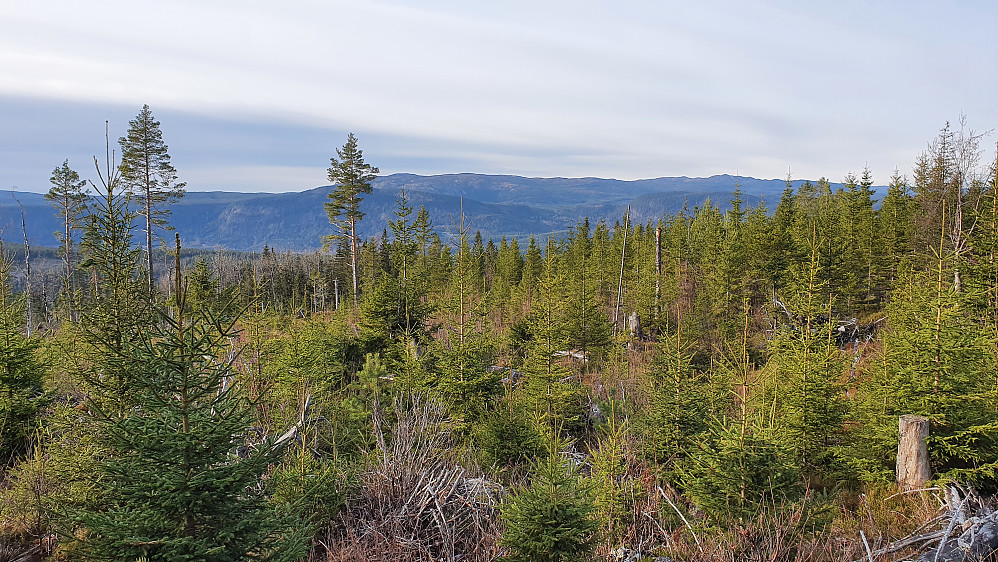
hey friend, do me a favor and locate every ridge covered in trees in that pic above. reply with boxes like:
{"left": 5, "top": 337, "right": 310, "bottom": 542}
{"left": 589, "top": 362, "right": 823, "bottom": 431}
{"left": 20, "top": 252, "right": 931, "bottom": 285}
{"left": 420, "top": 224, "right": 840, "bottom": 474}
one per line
{"left": 1, "top": 174, "right": 859, "bottom": 252}
{"left": 2, "top": 117, "right": 998, "bottom": 561}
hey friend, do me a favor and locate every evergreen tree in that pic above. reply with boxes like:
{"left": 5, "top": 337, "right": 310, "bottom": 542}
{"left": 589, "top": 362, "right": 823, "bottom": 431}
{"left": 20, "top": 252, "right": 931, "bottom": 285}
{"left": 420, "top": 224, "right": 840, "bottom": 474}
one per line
{"left": 45, "top": 159, "right": 89, "bottom": 309}
{"left": 80, "top": 132, "right": 149, "bottom": 414}
{"left": 0, "top": 250, "right": 44, "bottom": 465}
{"left": 838, "top": 170, "right": 878, "bottom": 311}
{"left": 639, "top": 324, "right": 709, "bottom": 475}
{"left": 493, "top": 236, "right": 523, "bottom": 303}
{"left": 767, "top": 184, "right": 801, "bottom": 295}
{"left": 78, "top": 272, "right": 309, "bottom": 561}
{"left": 471, "top": 230, "right": 486, "bottom": 290}
{"left": 435, "top": 210, "right": 499, "bottom": 421}
{"left": 483, "top": 238, "right": 499, "bottom": 292}
{"left": 679, "top": 417, "right": 800, "bottom": 523}
{"left": 586, "top": 408, "right": 631, "bottom": 541}
{"left": 520, "top": 235, "right": 543, "bottom": 299}
{"left": 960, "top": 149, "right": 998, "bottom": 323}
{"left": 876, "top": 171, "right": 913, "bottom": 291}
{"left": 518, "top": 240, "right": 584, "bottom": 437}
{"left": 851, "top": 264, "right": 998, "bottom": 485}
{"left": 589, "top": 220, "right": 615, "bottom": 300}
{"left": 765, "top": 231, "right": 846, "bottom": 476}
{"left": 118, "top": 104, "right": 186, "bottom": 292}
{"left": 363, "top": 187, "right": 430, "bottom": 345}
{"left": 359, "top": 272, "right": 431, "bottom": 345}
{"left": 500, "top": 450, "right": 598, "bottom": 562}
{"left": 413, "top": 204, "right": 434, "bottom": 277}
{"left": 324, "top": 133, "right": 379, "bottom": 306}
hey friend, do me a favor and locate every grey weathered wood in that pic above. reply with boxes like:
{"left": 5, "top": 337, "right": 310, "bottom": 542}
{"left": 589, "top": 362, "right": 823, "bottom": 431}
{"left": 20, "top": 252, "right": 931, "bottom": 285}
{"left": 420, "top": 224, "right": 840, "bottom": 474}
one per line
{"left": 915, "top": 511, "right": 998, "bottom": 562}
{"left": 628, "top": 311, "right": 642, "bottom": 339}
{"left": 897, "top": 414, "right": 931, "bottom": 491}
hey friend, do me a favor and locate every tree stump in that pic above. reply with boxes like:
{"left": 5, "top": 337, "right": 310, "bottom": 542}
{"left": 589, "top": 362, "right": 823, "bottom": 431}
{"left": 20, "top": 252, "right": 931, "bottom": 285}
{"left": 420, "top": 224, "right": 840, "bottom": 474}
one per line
{"left": 627, "top": 312, "right": 642, "bottom": 339}
{"left": 897, "top": 415, "right": 931, "bottom": 491}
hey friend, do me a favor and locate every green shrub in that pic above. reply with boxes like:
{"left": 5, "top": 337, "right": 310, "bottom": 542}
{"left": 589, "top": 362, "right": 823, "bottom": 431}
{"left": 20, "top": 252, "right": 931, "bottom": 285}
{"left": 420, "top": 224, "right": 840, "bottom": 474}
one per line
{"left": 500, "top": 452, "right": 598, "bottom": 562}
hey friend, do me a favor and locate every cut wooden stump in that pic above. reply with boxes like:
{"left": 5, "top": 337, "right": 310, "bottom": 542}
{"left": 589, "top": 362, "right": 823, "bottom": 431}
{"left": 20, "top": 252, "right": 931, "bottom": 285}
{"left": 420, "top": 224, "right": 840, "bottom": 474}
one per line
{"left": 898, "top": 414, "right": 931, "bottom": 491}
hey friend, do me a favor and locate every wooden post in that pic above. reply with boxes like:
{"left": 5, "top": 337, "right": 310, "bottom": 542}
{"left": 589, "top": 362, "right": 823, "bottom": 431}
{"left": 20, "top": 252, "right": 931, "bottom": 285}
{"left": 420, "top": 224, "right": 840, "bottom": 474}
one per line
{"left": 897, "top": 415, "right": 931, "bottom": 491}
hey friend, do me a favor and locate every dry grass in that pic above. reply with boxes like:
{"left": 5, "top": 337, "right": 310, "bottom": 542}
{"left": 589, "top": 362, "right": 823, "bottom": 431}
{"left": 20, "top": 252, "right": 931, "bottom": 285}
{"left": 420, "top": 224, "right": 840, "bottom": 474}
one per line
{"left": 588, "top": 483, "right": 962, "bottom": 562}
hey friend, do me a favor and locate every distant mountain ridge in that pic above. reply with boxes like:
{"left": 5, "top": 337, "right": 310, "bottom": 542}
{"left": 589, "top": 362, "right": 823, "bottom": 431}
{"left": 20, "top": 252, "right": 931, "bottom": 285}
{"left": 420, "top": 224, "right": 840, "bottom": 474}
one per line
{"left": 1, "top": 173, "right": 862, "bottom": 252}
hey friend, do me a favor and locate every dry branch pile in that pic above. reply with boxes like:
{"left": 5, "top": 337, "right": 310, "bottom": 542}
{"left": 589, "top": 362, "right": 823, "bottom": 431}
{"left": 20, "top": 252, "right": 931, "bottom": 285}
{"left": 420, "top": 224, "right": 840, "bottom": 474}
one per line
{"left": 319, "top": 395, "right": 502, "bottom": 561}
{"left": 852, "top": 486, "right": 998, "bottom": 562}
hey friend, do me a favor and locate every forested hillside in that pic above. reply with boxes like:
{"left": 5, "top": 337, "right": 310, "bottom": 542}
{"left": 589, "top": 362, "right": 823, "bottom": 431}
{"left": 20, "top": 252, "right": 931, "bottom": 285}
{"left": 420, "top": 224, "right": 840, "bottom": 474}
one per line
{"left": 2, "top": 121, "right": 998, "bottom": 561}
{"left": 1, "top": 174, "right": 848, "bottom": 251}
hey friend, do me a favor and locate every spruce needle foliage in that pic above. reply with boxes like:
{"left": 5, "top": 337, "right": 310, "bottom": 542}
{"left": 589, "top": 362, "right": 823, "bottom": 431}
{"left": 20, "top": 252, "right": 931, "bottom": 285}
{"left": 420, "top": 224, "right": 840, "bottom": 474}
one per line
{"left": 500, "top": 450, "right": 598, "bottom": 562}
{"left": 0, "top": 251, "right": 44, "bottom": 465}
{"left": 79, "top": 144, "right": 149, "bottom": 415}
{"left": 851, "top": 266, "right": 998, "bottom": 486}
{"left": 638, "top": 325, "right": 710, "bottom": 475}
{"left": 586, "top": 404, "right": 634, "bottom": 541}
{"left": 77, "top": 287, "right": 308, "bottom": 561}
{"left": 765, "top": 222, "right": 847, "bottom": 479}
{"left": 679, "top": 417, "right": 801, "bottom": 524}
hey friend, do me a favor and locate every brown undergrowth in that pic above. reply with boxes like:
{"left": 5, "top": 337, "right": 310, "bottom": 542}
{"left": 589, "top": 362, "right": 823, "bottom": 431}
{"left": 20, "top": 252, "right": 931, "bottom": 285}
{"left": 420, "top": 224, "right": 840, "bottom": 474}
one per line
{"left": 316, "top": 395, "right": 502, "bottom": 561}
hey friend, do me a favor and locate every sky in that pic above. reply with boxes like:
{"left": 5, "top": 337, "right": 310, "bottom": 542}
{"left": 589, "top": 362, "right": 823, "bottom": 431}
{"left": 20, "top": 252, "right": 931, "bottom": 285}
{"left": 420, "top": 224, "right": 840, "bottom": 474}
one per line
{"left": 1, "top": 0, "right": 996, "bottom": 194}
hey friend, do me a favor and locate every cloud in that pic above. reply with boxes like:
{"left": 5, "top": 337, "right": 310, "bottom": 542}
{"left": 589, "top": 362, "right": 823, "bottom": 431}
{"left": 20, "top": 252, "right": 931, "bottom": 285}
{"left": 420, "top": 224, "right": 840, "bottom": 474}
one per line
{"left": 1, "top": 0, "right": 995, "bottom": 192}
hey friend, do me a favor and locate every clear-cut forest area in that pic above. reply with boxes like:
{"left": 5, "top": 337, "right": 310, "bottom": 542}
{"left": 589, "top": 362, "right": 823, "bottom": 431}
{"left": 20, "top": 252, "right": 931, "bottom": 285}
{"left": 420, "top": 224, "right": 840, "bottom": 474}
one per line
{"left": 4, "top": 111, "right": 998, "bottom": 562}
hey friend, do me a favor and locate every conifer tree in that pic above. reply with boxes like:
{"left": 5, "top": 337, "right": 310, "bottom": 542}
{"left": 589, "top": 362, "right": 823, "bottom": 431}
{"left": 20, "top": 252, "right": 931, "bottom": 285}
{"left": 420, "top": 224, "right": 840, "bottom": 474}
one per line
{"left": 435, "top": 208, "right": 498, "bottom": 421}
{"left": 500, "top": 450, "right": 598, "bottom": 562}
{"left": 560, "top": 221, "right": 611, "bottom": 363}
{"left": 851, "top": 255, "right": 998, "bottom": 484}
{"left": 493, "top": 236, "right": 523, "bottom": 303}
{"left": 520, "top": 236, "right": 543, "bottom": 299}
{"left": 45, "top": 159, "right": 89, "bottom": 308}
{"left": 586, "top": 408, "right": 631, "bottom": 541}
{"left": 679, "top": 417, "right": 800, "bottom": 523}
{"left": 962, "top": 154, "right": 998, "bottom": 323}
{"left": 762, "top": 228, "right": 847, "bottom": 477}
{"left": 471, "top": 230, "right": 486, "bottom": 290}
{"left": 78, "top": 266, "right": 308, "bottom": 561}
{"left": 639, "top": 321, "right": 708, "bottom": 475}
{"left": 360, "top": 272, "right": 431, "bottom": 345}
{"left": 518, "top": 239, "right": 584, "bottom": 437}
{"left": 838, "top": 170, "right": 878, "bottom": 311}
{"left": 80, "top": 128, "right": 149, "bottom": 413}
{"left": 876, "top": 171, "right": 913, "bottom": 291}
{"left": 588, "top": 220, "right": 614, "bottom": 299}
{"left": 413, "top": 204, "right": 434, "bottom": 277}
{"left": 0, "top": 250, "right": 44, "bottom": 465}
{"left": 360, "top": 187, "right": 430, "bottom": 346}
{"left": 325, "top": 133, "right": 379, "bottom": 306}
{"left": 483, "top": 238, "right": 499, "bottom": 292}
{"left": 118, "top": 104, "right": 186, "bottom": 292}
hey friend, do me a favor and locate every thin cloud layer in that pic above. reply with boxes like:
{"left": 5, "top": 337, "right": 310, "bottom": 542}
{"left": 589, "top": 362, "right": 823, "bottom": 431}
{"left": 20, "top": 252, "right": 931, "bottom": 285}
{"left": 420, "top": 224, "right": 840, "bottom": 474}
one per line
{"left": 1, "top": 0, "right": 995, "bottom": 193}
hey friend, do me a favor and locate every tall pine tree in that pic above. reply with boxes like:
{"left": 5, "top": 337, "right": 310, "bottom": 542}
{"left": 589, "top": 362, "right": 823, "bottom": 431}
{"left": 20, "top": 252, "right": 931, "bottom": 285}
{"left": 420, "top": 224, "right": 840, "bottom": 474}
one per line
{"left": 324, "top": 133, "right": 379, "bottom": 306}
{"left": 118, "top": 105, "right": 186, "bottom": 292}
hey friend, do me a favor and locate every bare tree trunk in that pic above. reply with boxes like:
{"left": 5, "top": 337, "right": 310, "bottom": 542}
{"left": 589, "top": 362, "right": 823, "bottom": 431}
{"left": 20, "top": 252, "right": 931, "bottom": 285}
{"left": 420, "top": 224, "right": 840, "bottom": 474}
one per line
{"left": 64, "top": 203, "right": 72, "bottom": 294}
{"left": 897, "top": 415, "right": 931, "bottom": 491}
{"left": 15, "top": 196, "right": 31, "bottom": 336}
{"left": 146, "top": 194, "right": 154, "bottom": 293}
{"left": 350, "top": 217, "right": 359, "bottom": 306}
